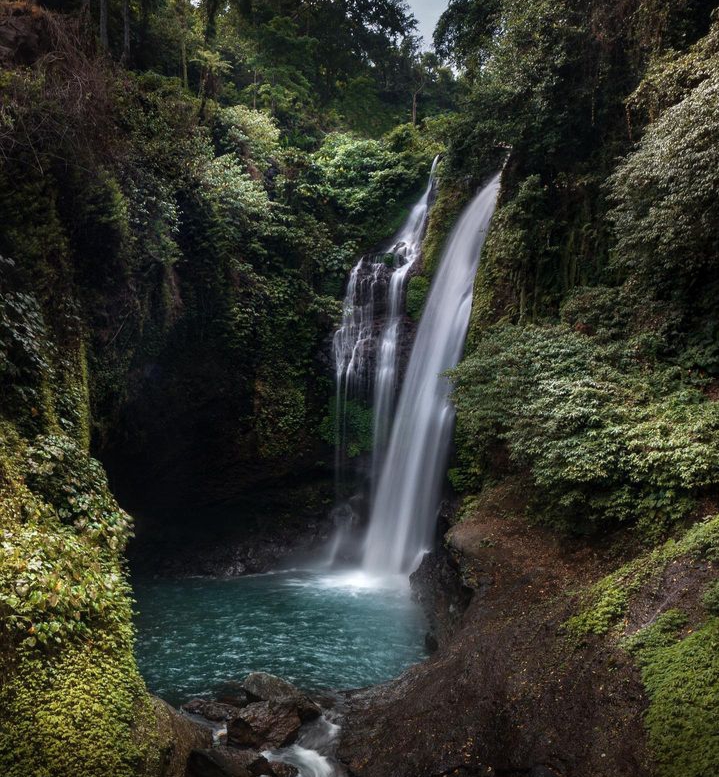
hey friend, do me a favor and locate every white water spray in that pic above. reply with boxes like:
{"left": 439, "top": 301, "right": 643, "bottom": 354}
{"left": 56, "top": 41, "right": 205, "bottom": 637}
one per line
{"left": 363, "top": 174, "right": 501, "bottom": 575}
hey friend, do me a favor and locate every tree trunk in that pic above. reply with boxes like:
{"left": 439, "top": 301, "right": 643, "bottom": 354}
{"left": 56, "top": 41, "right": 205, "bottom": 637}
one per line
{"left": 412, "top": 91, "right": 418, "bottom": 126}
{"left": 122, "top": 0, "right": 130, "bottom": 63}
{"left": 181, "top": 37, "right": 188, "bottom": 89}
{"left": 100, "top": 0, "right": 109, "bottom": 49}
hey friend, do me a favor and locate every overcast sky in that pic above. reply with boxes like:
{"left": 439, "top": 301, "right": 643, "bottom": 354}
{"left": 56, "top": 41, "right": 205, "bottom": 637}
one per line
{"left": 409, "top": 0, "right": 449, "bottom": 49}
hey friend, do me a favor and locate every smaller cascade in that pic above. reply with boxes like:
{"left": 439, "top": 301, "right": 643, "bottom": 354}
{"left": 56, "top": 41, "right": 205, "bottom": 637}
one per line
{"left": 328, "top": 159, "right": 439, "bottom": 562}
{"left": 371, "top": 156, "right": 439, "bottom": 491}
{"left": 264, "top": 714, "right": 344, "bottom": 777}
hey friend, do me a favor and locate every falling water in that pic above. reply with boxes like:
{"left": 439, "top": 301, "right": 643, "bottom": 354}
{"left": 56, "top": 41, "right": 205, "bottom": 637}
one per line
{"left": 371, "top": 157, "right": 439, "bottom": 489}
{"left": 328, "top": 159, "right": 438, "bottom": 557}
{"left": 363, "top": 174, "right": 501, "bottom": 575}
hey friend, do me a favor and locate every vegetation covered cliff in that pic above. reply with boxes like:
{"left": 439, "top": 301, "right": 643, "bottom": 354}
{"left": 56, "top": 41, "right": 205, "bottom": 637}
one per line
{"left": 416, "top": 1, "right": 719, "bottom": 774}
{"left": 0, "top": 1, "right": 442, "bottom": 773}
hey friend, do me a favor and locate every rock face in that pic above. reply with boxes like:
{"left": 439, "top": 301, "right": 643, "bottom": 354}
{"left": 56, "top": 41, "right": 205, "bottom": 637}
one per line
{"left": 409, "top": 506, "right": 473, "bottom": 650}
{"left": 128, "top": 505, "right": 334, "bottom": 578}
{"left": 227, "top": 702, "right": 303, "bottom": 750}
{"left": 337, "top": 511, "right": 654, "bottom": 777}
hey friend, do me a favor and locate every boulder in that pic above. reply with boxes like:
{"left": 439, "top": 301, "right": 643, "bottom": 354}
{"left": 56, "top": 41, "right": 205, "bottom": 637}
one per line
{"left": 149, "top": 697, "right": 213, "bottom": 777}
{"left": 182, "top": 699, "right": 243, "bottom": 722}
{"left": 217, "top": 682, "right": 257, "bottom": 707}
{"left": 187, "top": 747, "right": 275, "bottom": 777}
{"left": 241, "top": 672, "right": 321, "bottom": 722}
{"left": 242, "top": 672, "right": 300, "bottom": 702}
{"left": 226, "top": 701, "right": 302, "bottom": 750}
{"left": 216, "top": 681, "right": 254, "bottom": 709}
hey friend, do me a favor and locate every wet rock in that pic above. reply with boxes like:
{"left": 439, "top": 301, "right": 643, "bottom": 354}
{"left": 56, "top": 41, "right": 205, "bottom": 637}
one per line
{"left": 149, "top": 697, "right": 213, "bottom": 777}
{"left": 243, "top": 672, "right": 299, "bottom": 701}
{"left": 242, "top": 672, "right": 321, "bottom": 721}
{"left": 187, "top": 746, "right": 278, "bottom": 777}
{"left": 216, "top": 682, "right": 254, "bottom": 708}
{"left": 227, "top": 701, "right": 302, "bottom": 749}
{"left": 182, "top": 699, "right": 243, "bottom": 722}
{"left": 410, "top": 543, "right": 472, "bottom": 648}
{"left": 268, "top": 764, "right": 299, "bottom": 777}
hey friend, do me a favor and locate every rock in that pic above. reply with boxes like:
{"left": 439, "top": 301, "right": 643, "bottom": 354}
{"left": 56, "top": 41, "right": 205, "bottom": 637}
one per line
{"left": 530, "top": 767, "right": 562, "bottom": 777}
{"left": 268, "top": 764, "right": 299, "bottom": 777}
{"left": 182, "top": 699, "right": 244, "bottom": 722}
{"left": 242, "top": 672, "right": 301, "bottom": 701}
{"left": 187, "top": 747, "right": 276, "bottom": 777}
{"left": 216, "top": 681, "right": 254, "bottom": 708}
{"left": 227, "top": 701, "right": 302, "bottom": 750}
{"left": 242, "top": 672, "right": 321, "bottom": 721}
{"left": 149, "top": 697, "right": 213, "bottom": 777}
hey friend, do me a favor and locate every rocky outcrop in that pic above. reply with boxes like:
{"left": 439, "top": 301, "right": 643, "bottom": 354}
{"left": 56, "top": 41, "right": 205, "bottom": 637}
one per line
{"left": 182, "top": 674, "right": 318, "bottom": 776}
{"left": 0, "top": 3, "right": 54, "bottom": 67}
{"left": 337, "top": 512, "right": 653, "bottom": 777}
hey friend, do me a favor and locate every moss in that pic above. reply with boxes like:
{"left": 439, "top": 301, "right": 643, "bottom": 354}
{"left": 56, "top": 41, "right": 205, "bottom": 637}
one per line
{"left": 702, "top": 580, "right": 719, "bottom": 616}
{"left": 406, "top": 275, "right": 431, "bottom": 321}
{"left": 0, "top": 635, "right": 160, "bottom": 777}
{"left": 421, "top": 182, "right": 469, "bottom": 278}
{"left": 565, "top": 514, "right": 719, "bottom": 639}
{"left": 625, "top": 613, "right": 719, "bottom": 777}
{"left": 0, "top": 422, "right": 159, "bottom": 777}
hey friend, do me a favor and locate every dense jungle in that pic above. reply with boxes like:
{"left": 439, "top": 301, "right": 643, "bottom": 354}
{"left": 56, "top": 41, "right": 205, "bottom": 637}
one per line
{"left": 0, "top": 0, "right": 718, "bottom": 776}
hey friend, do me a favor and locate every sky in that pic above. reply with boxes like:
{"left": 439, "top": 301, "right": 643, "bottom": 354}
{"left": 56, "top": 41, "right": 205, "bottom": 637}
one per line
{"left": 409, "top": 0, "right": 449, "bottom": 49}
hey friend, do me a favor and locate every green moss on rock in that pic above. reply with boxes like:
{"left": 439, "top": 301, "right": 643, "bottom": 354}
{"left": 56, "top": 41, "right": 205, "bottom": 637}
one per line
{"left": 625, "top": 613, "right": 719, "bottom": 777}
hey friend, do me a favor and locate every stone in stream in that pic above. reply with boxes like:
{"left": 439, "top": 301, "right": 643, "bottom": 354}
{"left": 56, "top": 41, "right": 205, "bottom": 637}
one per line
{"left": 243, "top": 672, "right": 299, "bottom": 701}
{"left": 216, "top": 681, "right": 254, "bottom": 708}
{"left": 182, "top": 699, "right": 245, "bottom": 722}
{"left": 187, "top": 746, "right": 296, "bottom": 777}
{"left": 241, "top": 672, "right": 321, "bottom": 722}
{"left": 226, "top": 701, "right": 303, "bottom": 750}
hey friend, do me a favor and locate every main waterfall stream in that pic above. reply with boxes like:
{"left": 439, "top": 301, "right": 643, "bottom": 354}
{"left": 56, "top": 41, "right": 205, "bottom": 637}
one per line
{"left": 133, "top": 167, "right": 500, "bottom": 777}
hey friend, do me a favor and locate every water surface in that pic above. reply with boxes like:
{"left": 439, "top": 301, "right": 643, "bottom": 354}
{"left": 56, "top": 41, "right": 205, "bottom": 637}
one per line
{"left": 133, "top": 570, "right": 427, "bottom": 706}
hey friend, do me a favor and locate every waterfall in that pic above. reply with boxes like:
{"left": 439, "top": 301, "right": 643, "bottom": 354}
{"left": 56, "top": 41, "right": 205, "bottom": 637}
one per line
{"left": 328, "top": 159, "right": 438, "bottom": 553}
{"left": 371, "top": 156, "right": 439, "bottom": 491}
{"left": 362, "top": 174, "right": 501, "bottom": 575}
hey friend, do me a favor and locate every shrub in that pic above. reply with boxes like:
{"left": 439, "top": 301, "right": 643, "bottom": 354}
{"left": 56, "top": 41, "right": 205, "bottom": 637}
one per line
{"left": 452, "top": 324, "right": 719, "bottom": 535}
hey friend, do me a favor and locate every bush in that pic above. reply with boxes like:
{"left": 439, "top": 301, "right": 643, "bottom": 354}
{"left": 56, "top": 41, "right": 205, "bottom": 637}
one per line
{"left": 702, "top": 580, "right": 719, "bottom": 615}
{"left": 452, "top": 324, "right": 719, "bottom": 535}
